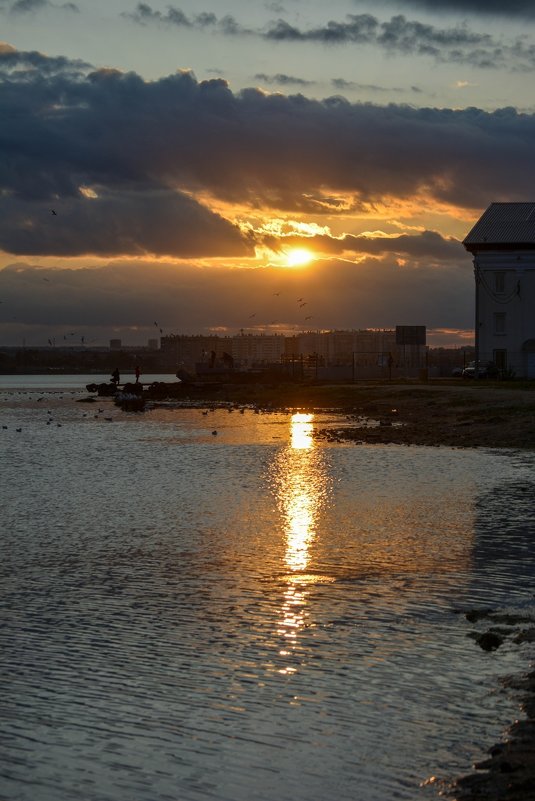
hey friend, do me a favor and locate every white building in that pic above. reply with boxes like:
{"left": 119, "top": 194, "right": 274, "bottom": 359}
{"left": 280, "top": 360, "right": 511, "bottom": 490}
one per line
{"left": 463, "top": 202, "right": 535, "bottom": 378}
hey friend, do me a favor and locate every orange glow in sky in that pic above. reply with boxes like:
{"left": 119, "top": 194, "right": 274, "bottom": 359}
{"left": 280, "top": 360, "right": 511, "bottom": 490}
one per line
{"left": 285, "top": 248, "right": 315, "bottom": 267}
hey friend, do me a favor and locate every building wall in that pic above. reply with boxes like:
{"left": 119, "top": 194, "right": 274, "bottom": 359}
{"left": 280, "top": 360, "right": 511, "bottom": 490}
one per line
{"left": 161, "top": 329, "right": 427, "bottom": 375}
{"left": 160, "top": 335, "right": 232, "bottom": 367}
{"left": 230, "top": 334, "right": 286, "bottom": 365}
{"left": 474, "top": 250, "right": 535, "bottom": 377}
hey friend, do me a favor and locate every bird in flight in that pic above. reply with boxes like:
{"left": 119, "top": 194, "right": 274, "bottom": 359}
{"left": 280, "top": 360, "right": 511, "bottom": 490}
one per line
{"left": 305, "top": 315, "right": 313, "bottom": 320}
{"left": 297, "top": 297, "right": 304, "bottom": 302}
{"left": 51, "top": 209, "right": 57, "bottom": 215}
{"left": 273, "top": 292, "right": 280, "bottom": 296}
{"left": 299, "top": 302, "right": 307, "bottom": 307}
{"left": 249, "top": 313, "right": 256, "bottom": 318}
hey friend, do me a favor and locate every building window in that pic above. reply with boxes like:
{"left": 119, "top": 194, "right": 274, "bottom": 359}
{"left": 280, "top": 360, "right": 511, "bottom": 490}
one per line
{"left": 493, "top": 349, "right": 507, "bottom": 371}
{"left": 494, "top": 312, "right": 506, "bottom": 335}
{"left": 494, "top": 272, "right": 505, "bottom": 293}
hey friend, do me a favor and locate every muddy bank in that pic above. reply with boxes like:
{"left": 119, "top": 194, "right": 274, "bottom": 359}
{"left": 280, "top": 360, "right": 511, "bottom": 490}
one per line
{"left": 178, "top": 380, "right": 535, "bottom": 449}
{"left": 298, "top": 382, "right": 535, "bottom": 449}
{"left": 88, "top": 378, "right": 535, "bottom": 450}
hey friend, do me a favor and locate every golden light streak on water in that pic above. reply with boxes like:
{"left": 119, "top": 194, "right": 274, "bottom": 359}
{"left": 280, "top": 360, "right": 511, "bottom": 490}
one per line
{"left": 274, "top": 413, "right": 332, "bottom": 672}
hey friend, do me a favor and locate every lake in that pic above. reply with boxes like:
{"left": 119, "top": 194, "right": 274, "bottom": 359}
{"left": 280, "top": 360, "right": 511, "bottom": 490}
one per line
{"left": 1, "top": 376, "right": 534, "bottom": 801}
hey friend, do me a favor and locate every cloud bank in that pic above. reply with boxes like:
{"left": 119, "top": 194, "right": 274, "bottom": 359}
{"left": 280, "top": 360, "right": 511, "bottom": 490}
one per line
{"left": 1, "top": 47, "right": 534, "bottom": 259}
{"left": 0, "top": 255, "right": 473, "bottom": 346}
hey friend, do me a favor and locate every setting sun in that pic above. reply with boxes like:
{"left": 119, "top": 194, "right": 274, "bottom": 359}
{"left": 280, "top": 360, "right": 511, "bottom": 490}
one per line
{"left": 285, "top": 248, "right": 314, "bottom": 267}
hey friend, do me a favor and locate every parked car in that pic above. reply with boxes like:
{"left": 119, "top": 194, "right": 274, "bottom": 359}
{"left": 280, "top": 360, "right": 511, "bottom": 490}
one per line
{"left": 462, "top": 361, "right": 499, "bottom": 379}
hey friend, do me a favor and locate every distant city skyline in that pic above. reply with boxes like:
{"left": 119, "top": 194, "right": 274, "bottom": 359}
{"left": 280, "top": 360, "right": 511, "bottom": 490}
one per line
{"left": 1, "top": 1, "right": 534, "bottom": 347}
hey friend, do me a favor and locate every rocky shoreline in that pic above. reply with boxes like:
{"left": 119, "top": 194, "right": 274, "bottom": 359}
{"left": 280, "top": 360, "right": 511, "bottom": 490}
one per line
{"left": 446, "top": 609, "right": 535, "bottom": 801}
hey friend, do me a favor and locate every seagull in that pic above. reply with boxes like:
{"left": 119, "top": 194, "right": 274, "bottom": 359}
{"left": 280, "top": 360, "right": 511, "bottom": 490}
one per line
{"left": 51, "top": 209, "right": 57, "bottom": 216}
{"left": 297, "top": 297, "right": 304, "bottom": 302}
{"left": 249, "top": 313, "right": 256, "bottom": 318}
{"left": 305, "top": 315, "right": 312, "bottom": 320}
{"left": 273, "top": 292, "right": 280, "bottom": 296}
{"left": 299, "top": 302, "right": 307, "bottom": 307}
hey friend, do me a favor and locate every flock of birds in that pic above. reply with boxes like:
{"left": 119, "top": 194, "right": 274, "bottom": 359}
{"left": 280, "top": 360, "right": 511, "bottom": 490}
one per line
{"left": 2, "top": 391, "right": 117, "bottom": 434}
{"left": 246, "top": 293, "right": 314, "bottom": 328}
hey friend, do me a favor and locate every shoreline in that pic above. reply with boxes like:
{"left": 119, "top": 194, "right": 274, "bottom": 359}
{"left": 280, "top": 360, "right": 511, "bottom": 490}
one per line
{"left": 446, "top": 610, "right": 535, "bottom": 801}
{"left": 95, "top": 377, "right": 535, "bottom": 799}
{"left": 133, "top": 379, "right": 535, "bottom": 450}
{"left": 144, "top": 379, "right": 535, "bottom": 799}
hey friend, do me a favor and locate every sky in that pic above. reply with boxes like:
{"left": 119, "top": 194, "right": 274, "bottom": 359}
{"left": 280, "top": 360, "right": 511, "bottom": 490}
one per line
{"left": 1, "top": 0, "right": 535, "bottom": 348}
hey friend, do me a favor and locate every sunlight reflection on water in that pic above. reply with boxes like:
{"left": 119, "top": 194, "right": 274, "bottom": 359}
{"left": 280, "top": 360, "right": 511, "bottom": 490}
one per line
{"left": 272, "top": 413, "right": 334, "bottom": 673}
{"left": 1, "top": 385, "right": 535, "bottom": 801}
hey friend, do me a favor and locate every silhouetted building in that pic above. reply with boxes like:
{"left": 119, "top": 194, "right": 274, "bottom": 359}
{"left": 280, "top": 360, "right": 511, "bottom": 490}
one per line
{"left": 464, "top": 202, "right": 535, "bottom": 378}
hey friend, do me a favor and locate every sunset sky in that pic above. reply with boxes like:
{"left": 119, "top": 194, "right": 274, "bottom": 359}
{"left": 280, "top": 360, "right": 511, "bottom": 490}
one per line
{"left": 1, "top": 0, "right": 534, "bottom": 348}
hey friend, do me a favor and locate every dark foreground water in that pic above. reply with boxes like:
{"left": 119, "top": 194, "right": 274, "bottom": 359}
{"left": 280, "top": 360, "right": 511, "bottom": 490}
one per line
{"left": 1, "top": 377, "right": 534, "bottom": 801}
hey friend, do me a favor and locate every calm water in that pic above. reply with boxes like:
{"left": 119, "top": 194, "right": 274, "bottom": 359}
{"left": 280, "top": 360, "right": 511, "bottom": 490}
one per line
{"left": 1, "top": 376, "right": 534, "bottom": 801}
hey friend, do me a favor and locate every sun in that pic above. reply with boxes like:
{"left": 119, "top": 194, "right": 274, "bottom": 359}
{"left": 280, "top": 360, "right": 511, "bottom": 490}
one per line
{"left": 285, "top": 248, "right": 314, "bottom": 267}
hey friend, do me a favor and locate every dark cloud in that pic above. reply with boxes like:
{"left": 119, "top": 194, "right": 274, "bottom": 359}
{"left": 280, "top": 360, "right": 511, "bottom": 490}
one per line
{"left": 264, "top": 13, "right": 535, "bottom": 70}
{"left": 263, "top": 230, "right": 464, "bottom": 260}
{"left": 123, "top": 6, "right": 535, "bottom": 71}
{"left": 254, "top": 72, "right": 315, "bottom": 87}
{"left": 122, "top": 4, "right": 248, "bottom": 35}
{"left": 332, "top": 78, "right": 397, "bottom": 93}
{"left": 0, "top": 45, "right": 89, "bottom": 74}
{"left": 4, "top": 0, "right": 78, "bottom": 12}
{"left": 2, "top": 49, "right": 535, "bottom": 257}
{"left": 370, "top": 0, "right": 535, "bottom": 18}
{"left": 264, "top": 14, "right": 379, "bottom": 43}
{"left": 0, "top": 190, "right": 253, "bottom": 257}
{"left": 123, "top": 3, "right": 192, "bottom": 27}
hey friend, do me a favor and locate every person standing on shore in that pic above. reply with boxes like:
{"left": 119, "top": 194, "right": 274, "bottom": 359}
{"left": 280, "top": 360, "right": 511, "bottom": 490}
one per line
{"left": 111, "top": 367, "right": 120, "bottom": 386}
{"left": 135, "top": 365, "right": 141, "bottom": 383}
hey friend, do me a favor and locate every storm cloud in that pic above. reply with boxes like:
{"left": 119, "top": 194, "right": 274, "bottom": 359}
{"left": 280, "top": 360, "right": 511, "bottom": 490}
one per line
{"left": 0, "top": 190, "right": 253, "bottom": 257}
{"left": 1, "top": 47, "right": 535, "bottom": 261}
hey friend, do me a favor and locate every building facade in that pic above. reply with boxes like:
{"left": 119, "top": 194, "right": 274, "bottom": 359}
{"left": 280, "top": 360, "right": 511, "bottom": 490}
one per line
{"left": 162, "top": 328, "right": 426, "bottom": 377}
{"left": 463, "top": 202, "right": 535, "bottom": 378}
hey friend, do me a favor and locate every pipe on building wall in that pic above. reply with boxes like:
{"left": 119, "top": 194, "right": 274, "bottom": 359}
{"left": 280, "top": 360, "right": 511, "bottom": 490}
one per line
{"left": 474, "top": 258, "right": 480, "bottom": 379}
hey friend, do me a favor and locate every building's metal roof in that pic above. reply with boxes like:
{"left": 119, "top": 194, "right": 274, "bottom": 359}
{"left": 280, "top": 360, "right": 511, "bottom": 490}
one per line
{"left": 463, "top": 202, "right": 535, "bottom": 250}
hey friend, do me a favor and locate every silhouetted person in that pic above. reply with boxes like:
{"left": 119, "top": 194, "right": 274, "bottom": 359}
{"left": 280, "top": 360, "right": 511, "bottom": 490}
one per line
{"left": 111, "top": 367, "right": 120, "bottom": 386}
{"left": 135, "top": 365, "right": 141, "bottom": 383}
